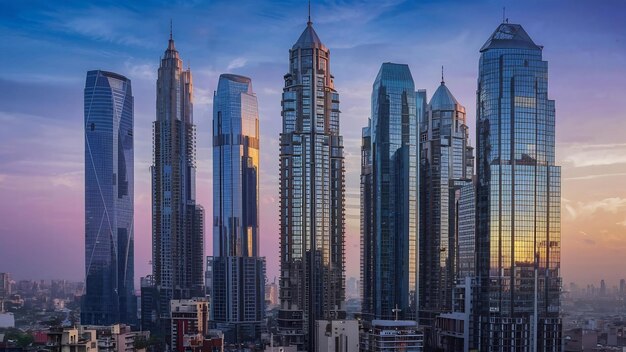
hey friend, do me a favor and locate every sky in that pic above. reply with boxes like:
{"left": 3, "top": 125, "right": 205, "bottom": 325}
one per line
{"left": 0, "top": 0, "right": 625, "bottom": 289}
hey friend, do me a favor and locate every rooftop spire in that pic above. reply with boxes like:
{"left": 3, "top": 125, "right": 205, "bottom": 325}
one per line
{"left": 307, "top": 0, "right": 312, "bottom": 25}
{"left": 441, "top": 65, "right": 445, "bottom": 84}
{"left": 170, "top": 19, "right": 173, "bottom": 40}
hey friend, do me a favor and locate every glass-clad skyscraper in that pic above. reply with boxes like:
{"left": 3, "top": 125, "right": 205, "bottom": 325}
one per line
{"left": 475, "top": 22, "right": 561, "bottom": 351}
{"left": 419, "top": 78, "right": 473, "bottom": 328}
{"left": 83, "top": 70, "right": 135, "bottom": 326}
{"left": 149, "top": 33, "right": 205, "bottom": 333}
{"left": 278, "top": 18, "right": 345, "bottom": 351}
{"left": 210, "top": 74, "right": 265, "bottom": 343}
{"left": 361, "top": 63, "right": 419, "bottom": 322}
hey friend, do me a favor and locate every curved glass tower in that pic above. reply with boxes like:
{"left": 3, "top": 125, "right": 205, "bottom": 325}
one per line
{"left": 82, "top": 70, "right": 135, "bottom": 326}
{"left": 419, "top": 78, "right": 473, "bottom": 324}
{"left": 278, "top": 19, "right": 345, "bottom": 351}
{"left": 361, "top": 63, "right": 418, "bottom": 322}
{"left": 475, "top": 23, "right": 561, "bottom": 351}
{"left": 211, "top": 74, "right": 265, "bottom": 343}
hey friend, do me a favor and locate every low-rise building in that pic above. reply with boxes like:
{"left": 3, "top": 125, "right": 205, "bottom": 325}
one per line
{"left": 360, "top": 320, "right": 424, "bottom": 351}
{"left": 170, "top": 298, "right": 209, "bottom": 352}
{"left": 314, "top": 320, "right": 359, "bottom": 352}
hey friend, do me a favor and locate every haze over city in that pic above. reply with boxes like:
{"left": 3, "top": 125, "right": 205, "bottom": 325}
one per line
{"left": 1, "top": 0, "right": 625, "bottom": 288}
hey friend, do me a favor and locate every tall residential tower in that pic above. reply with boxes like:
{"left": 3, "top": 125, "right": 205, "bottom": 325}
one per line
{"left": 361, "top": 63, "right": 419, "bottom": 322}
{"left": 419, "top": 77, "right": 474, "bottom": 326}
{"left": 149, "top": 33, "right": 205, "bottom": 332}
{"left": 475, "top": 22, "right": 562, "bottom": 351}
{"left": 278, "top": 18, "right": 346, "bottom": 351}
{"left": 210, "top": 74, "right": 265, "bottom": 343}
{"left": 82, "top": 70, "right": 135, "bottom": 326}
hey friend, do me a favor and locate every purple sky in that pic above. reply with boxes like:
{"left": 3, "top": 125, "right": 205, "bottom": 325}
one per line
{"left": 0, "top": 0, "right": 625, "bottom": 289}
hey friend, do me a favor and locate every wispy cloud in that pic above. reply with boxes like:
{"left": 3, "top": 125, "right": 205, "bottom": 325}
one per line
{"left": 560, "top": 143, "right": 626, "bottom": 167}
{"left": 226, "top": 57, "right": 247, "bottom": 71}
{"left": 564, "top": 197, "right": 626, "bottom": 219}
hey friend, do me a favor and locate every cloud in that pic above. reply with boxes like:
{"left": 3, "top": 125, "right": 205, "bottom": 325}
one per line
{"left": 618, "top": 219, "right": 626, "bottom": 227}
{"left": 565, "top": 197, "right": 626, "bottom": 219}
{"left": 226, "top": 57, "right": 247, "bottom": 71}
{"left": 560, "top": 143, "right": 626, "bottom": 167}
{"left": 125, "top": 61, "right": 157, "bottom": 81}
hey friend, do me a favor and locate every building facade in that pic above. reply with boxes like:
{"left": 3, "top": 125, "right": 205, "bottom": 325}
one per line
{"left": 475, "top": 22, "right": 562, "bottom": 351}
{"left": 82, "top": 70, "right": 135, "bottom": 326}
{"left": 314, "top": 320, "right": 359, "bottom": 352}
{"left": 419, "top": 78, "right": 473, "bottom": 327}
{"left": 360, "top": 320, "right": 424, "bottom": 352}
{"left": 170, "top": 298, "right": 209, "bottom": 352}
{"left": 361, "top": 63, "right": 419, "bottom": 322}
{"left": 0, "top": 273, "right": 10, "bottom": 299}
{"left": 210, "top": 74, "right": 266, "bottom": 343}
{"left": 277, "top": 18, "right": 346, "bottom": 351}
{"left": 211, "top": 74, "right": 265, "bottom": 343}
{"left": 151, "top": 33, "right": 205, "bottom": 333}
{"left": 457, "top": 181, "right": 476, "bottom": 279}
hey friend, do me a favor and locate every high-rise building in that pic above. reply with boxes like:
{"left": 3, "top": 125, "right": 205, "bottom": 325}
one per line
{"left": 210, "top": 74, "right": 266, "bottom": 343}
{"left": 82, "top": 70, "right": 136, "bottom": 326}
{"left": 151, "top": 32, "right": 205, "bottom": 332}
{"left": 0, "top": 273, "right": 10, "bottom": 299}
{"left": 419, "top": 77, "right": 473, "bottom": 328}
{"left": 361, "top": 63, "right": 419, "bottom": 322}
{"left": 475, "top": 22, "right": 562, "bottom": 351}
{"left": 277, "top": 16, "right": 345, "bottom": 351}
{"left": 457, "top": 181, "right": 476, "bottom": 279}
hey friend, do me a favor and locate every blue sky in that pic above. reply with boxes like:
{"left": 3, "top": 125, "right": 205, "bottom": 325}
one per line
{"left": 1, "top": 0, "right": 626, "bottom": 287}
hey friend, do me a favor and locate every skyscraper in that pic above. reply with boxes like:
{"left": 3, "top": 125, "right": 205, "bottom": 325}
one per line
{"left": 82, "top": 70, "right": 135, "bottom": 326}
{"left": 475, "top": 22, "right": 562, "bottom": 351}
{"left": 419, "top": 77, "right": 473, "bottom": 326}
{"left": 211, "top": 74, "right": 266, "bottom": 343}
{"left": 278, "top": 17, "right": 345, "bottom": 351}
{"left": 150, "top": 32, "right": 205, "bottom": 332}
{"left": 361, "top": 63, "right": 419, "bottom": 322}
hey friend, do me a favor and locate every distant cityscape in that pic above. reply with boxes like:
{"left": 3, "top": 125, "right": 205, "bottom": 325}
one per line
{"left": 1, "top": 3, "right": 625, "bottom": 352}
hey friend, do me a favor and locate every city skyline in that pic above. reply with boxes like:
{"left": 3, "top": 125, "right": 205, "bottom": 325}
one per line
{"left": 1, "top": 0, "right": 625, "bottom": 287}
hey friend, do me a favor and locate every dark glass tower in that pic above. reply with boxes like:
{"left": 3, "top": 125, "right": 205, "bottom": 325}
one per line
{"left": 475, "top": 23, "right": 561, "bottom": 351}
{"left": 210, "top": 74, "right": 265, "bottom": 343}
{"left": 150, "top": 33, "right": 205, "bottom": 333}
{"left": 360, "top": 63, "right": 419, "bottom": 322}
{"left": 277, "top": 19, "right": 345, "bottom": 351}
{"left": 82, "top": 70, "right": 135, "bottom": 326}
{"left": 419, "top": 78, "right": 473, "bottom": 327}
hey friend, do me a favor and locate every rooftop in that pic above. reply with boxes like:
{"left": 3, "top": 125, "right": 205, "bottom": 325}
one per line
{"left": 480, "top": 23, "right": 541, "bottom": 52}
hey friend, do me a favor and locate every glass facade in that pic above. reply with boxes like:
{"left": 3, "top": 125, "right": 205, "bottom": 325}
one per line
{"left": 150, "top": 35, "right": 205, "bottom": 332}
{"left": 211, "top": 74, "right": 265, "bottom": 343}
{"left": 361, "top": 63, "right": 419, "bottom": 322}
{"left": 457, "top": 182, "right": 476, "bottom": 279}
{"left": 278, "top": 20, "right": 345, "bottom": 351}
{"left": 82, "top": 70, "right": 135, "bottom": 326}
{"left": 419, "top": 80, "right": 474, "bottom": 327}
{"left": 475, "top": 23, "right": 561, "bottom": 351}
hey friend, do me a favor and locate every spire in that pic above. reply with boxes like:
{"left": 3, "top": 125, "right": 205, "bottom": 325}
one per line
{"left": 166, "top": 20, "right": 176, "bottom": 53}
{"left": 307, "top": 0, "right": 312, "bottom": 26}
{"left": 441, "top": 65, "right": 445, "bottom": 85}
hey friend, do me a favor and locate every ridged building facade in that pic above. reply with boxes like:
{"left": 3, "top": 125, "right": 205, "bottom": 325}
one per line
{"left": 210, "top": 73, "right": 265, "bottom": 343}
{"left": 360, "top": 63, "right": 420, "bottom": 322}
{"left": 277, "top": 19, "right": 346, "bottom": 351}
{"left": 148, "top": 33, "right": 205, "bottom": 333}
{"left": 475, "top": 22, "right": 562, "bottom": 351}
